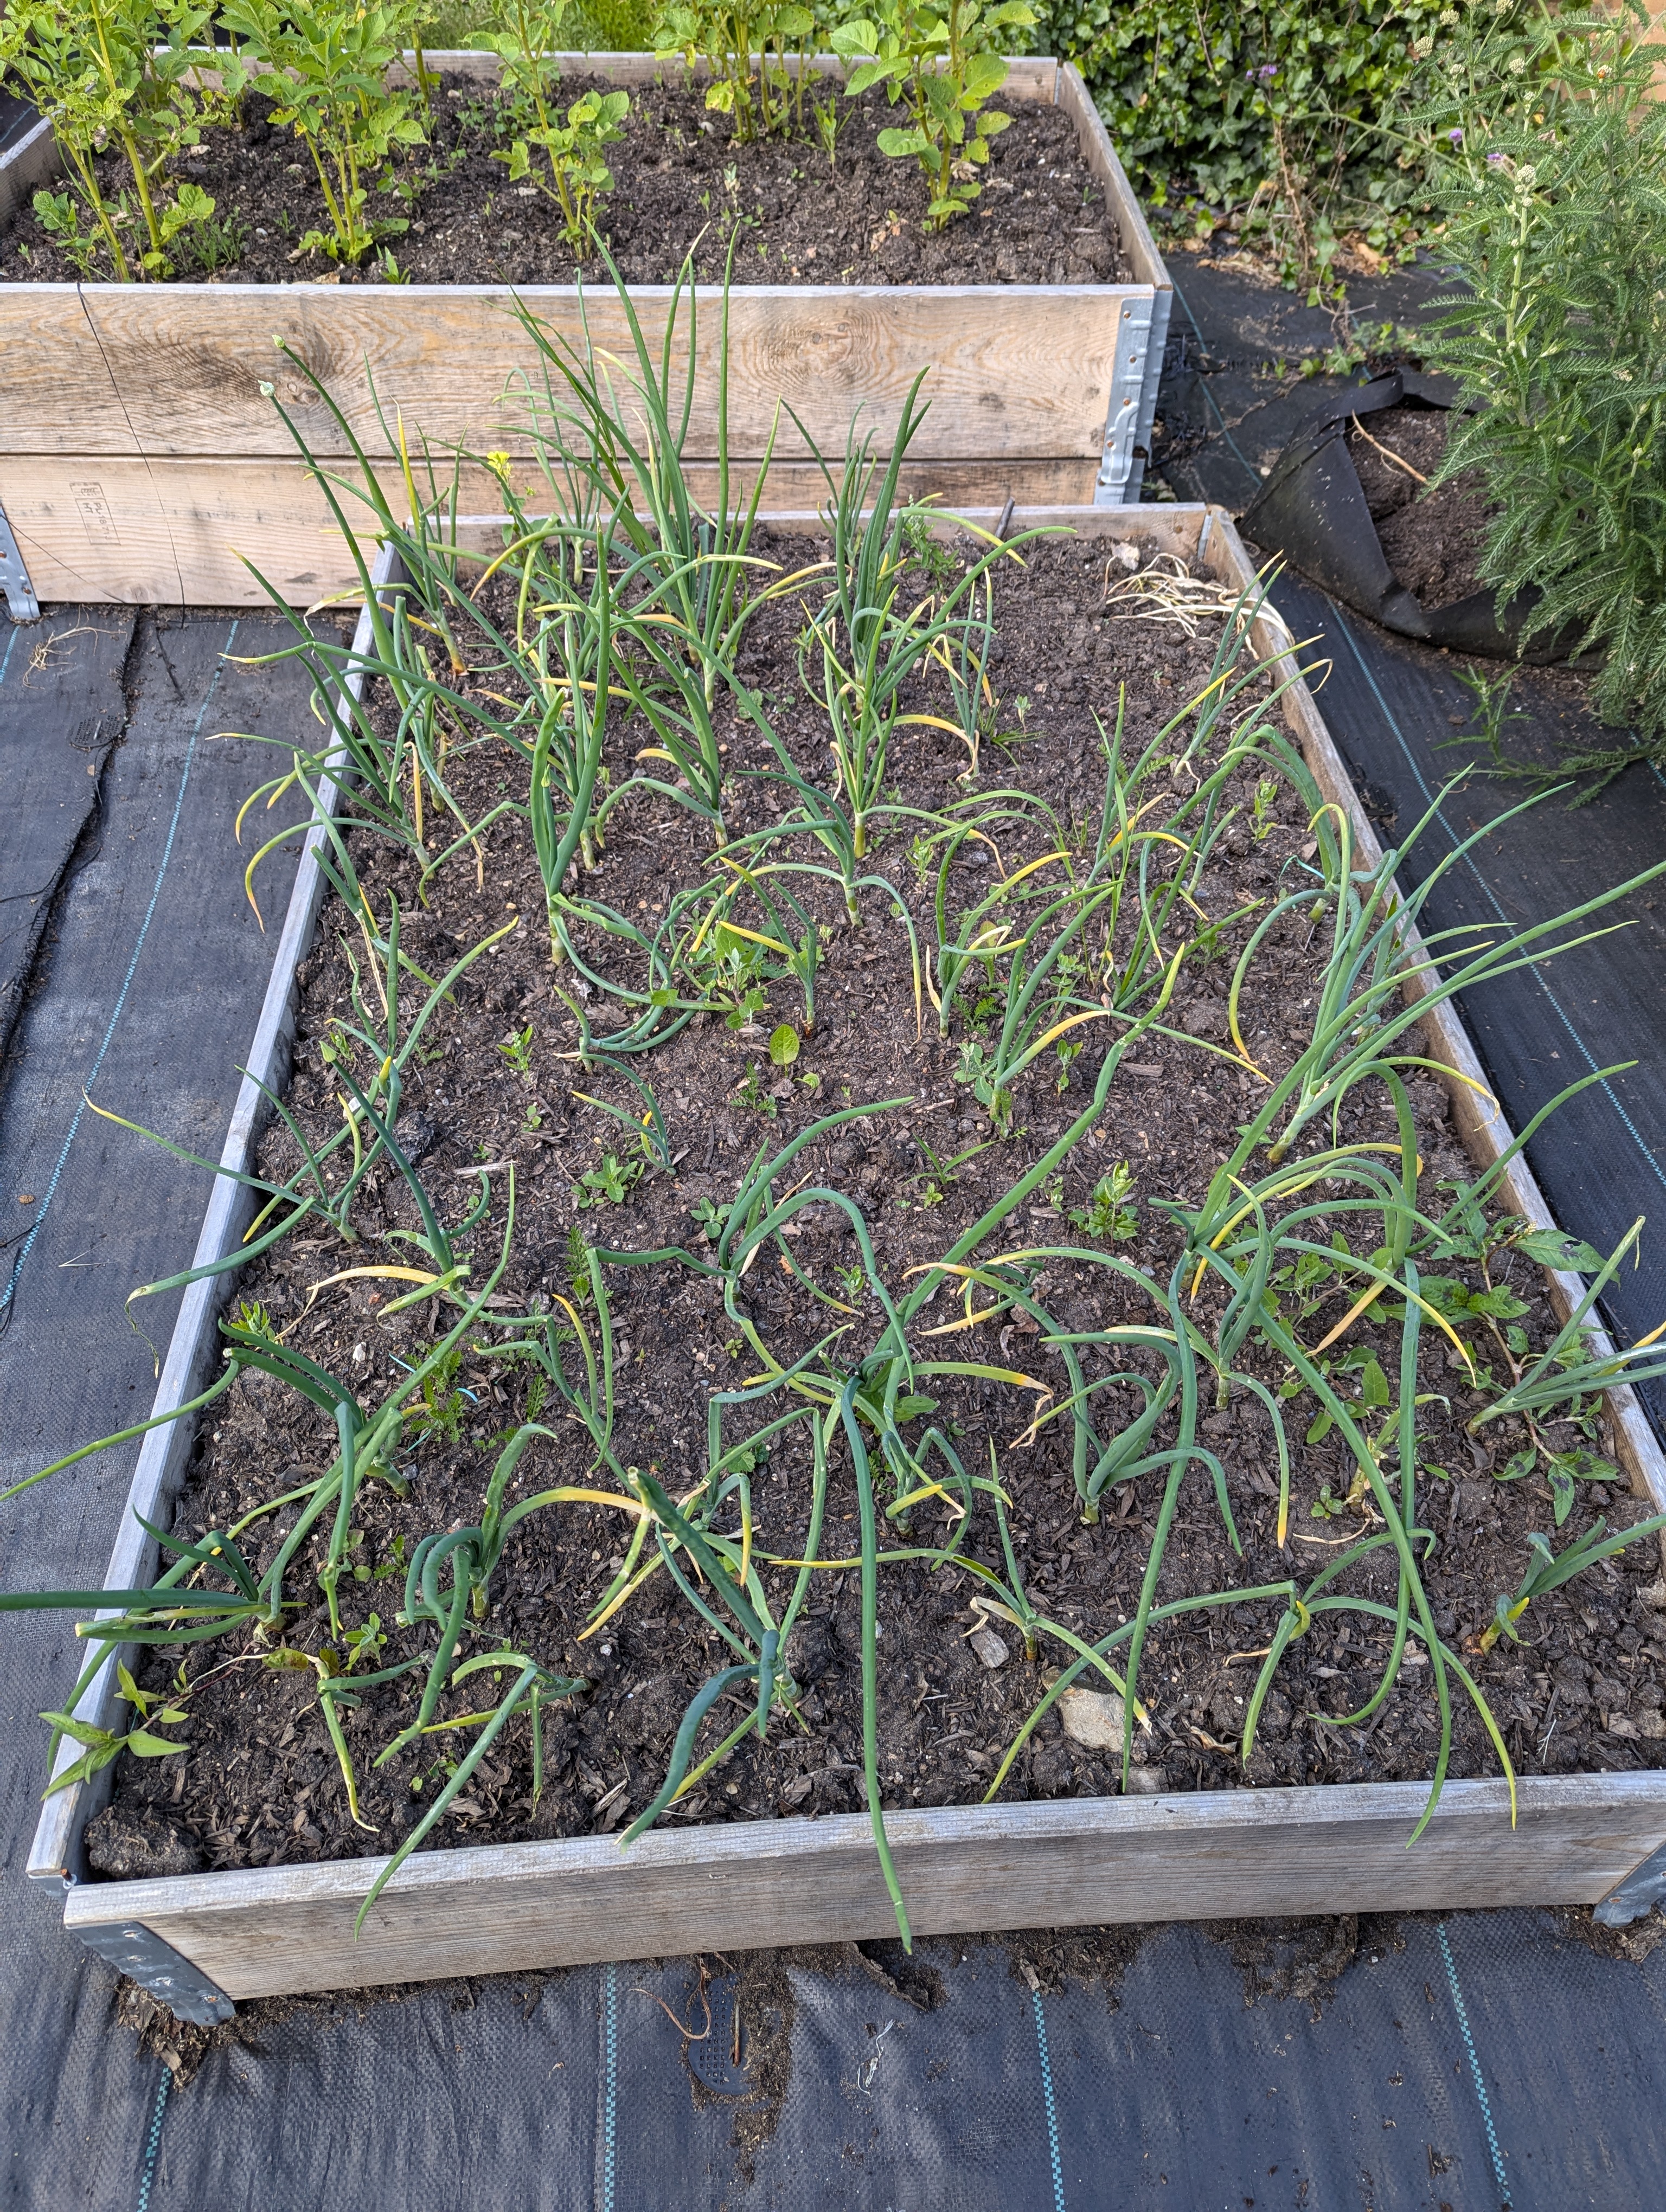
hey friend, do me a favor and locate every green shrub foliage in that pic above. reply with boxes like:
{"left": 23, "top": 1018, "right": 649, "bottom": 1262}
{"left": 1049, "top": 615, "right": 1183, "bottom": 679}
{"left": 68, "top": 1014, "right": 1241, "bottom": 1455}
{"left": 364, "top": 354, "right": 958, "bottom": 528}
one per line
{"left": 1022, "top": 0, "right": 1457, "bottom": 228}
{"left": 1415, "top": 2, "right": 1666, "bottom": 754}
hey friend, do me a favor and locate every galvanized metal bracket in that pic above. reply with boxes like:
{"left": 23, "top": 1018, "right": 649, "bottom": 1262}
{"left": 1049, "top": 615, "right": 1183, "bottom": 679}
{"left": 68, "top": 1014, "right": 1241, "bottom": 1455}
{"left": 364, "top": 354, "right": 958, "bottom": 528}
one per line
{"left": 0, "top": 500, "right": 40, "bottom": 622}
{"left": 1593, "top": 1838, "right": 1666, "bottom": 1927}
{"left": 1095, "top": 288, "right": 1173, "bottom": 509}
{"left": 73, "top": 1918, "right": 236, "bottom": 2025}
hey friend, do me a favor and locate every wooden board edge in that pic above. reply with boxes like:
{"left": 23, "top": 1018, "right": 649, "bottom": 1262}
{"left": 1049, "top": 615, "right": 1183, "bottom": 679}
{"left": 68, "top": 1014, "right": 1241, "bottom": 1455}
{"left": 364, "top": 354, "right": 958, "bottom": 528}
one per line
{"left": 1056, "top": 62, "right": 1170, "bottom": 295}
{"left": 178, "top": 47, "right": 1060, "bottom": 98}
{"left": 61, "top": 1773, "right": 1666, "bottom": 1999}
{"left": 393, "top": 48, "right": 1060, "bottom": 99}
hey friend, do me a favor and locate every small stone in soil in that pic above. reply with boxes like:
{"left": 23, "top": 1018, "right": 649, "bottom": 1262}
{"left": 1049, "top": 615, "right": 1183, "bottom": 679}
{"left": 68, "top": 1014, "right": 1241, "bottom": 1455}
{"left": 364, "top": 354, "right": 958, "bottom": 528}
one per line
{"left": 1124, "top": 1767, "right": 1168, "bottom": 1796}
{"left": 393, "top": 1110, "right": 438, "bottom": 1164}
{"left": 1059, "top": 1686, "right": 1126, "bottom": 1756}
{"left": 969, "top": 1627, "right": 1010, "bottom": 1670}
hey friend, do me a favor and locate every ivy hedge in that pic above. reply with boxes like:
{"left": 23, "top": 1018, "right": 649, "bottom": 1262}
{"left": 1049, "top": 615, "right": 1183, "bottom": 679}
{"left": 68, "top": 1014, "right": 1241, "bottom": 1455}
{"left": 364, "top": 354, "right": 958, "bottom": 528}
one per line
{"left": 1025, "top": 0, "right": 1454, "bottom": 233}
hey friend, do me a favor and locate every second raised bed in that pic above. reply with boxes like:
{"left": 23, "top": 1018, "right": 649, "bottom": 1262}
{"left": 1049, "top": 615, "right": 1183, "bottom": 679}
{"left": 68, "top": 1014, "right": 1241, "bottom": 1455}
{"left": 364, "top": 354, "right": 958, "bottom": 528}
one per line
{"left": 0, "top": 53, "right": 1169, "bottom": 609}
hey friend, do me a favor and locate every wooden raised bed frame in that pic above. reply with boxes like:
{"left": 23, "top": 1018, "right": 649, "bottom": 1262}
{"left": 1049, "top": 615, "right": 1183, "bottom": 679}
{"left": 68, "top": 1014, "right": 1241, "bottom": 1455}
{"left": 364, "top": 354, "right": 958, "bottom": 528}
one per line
{"left": 25, "top": 504, "right": 1666, "bottom": 2024}
{"left": 0, "top": 53, "right": 1169, "bottom": 612}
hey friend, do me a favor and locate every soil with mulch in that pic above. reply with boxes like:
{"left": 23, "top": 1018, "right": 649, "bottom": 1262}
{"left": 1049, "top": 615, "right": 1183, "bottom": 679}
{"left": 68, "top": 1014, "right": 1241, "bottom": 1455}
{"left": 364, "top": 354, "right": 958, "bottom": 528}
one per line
{"left": 89, "top": 525, "right": 1666, "bottom": 1891}
{"left": 0, "top": 73, "right": 1127, "bottom": 289}
{"left": 1347, "top": 402, "right": 1497, "bottom": 612}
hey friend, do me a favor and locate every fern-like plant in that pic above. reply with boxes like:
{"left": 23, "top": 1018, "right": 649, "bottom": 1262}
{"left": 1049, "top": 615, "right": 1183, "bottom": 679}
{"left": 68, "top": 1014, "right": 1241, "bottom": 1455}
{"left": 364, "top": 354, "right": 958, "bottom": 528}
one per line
{"left": 1412, "top": 2, "right": 1666, "bottom": 773}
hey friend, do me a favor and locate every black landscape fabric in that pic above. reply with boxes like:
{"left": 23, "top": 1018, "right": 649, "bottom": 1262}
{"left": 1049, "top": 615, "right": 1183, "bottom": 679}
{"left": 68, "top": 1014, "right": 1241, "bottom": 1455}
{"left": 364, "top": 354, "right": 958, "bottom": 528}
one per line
{"left": 1240, "top": 371, "right": 1555, "bottom": 659}
{"left": 0, "top": 613, "right": 133, "bottom": 1062}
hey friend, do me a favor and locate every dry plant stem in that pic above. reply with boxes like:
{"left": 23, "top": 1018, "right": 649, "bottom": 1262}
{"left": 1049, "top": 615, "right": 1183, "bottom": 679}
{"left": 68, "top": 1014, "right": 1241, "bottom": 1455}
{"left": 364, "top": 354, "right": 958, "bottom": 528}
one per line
{"left": 1350, "top": 414, "right": 1428, "bottom": 485}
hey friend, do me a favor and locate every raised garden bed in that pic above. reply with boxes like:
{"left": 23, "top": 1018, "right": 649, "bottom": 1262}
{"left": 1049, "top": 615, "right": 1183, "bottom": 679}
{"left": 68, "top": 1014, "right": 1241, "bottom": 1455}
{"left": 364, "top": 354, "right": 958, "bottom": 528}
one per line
{"left": 0, "top": 52, "right": 1168, "bottom": 613}
{"left": 20, "top": 487, "right": 1666, "bottom": 2022}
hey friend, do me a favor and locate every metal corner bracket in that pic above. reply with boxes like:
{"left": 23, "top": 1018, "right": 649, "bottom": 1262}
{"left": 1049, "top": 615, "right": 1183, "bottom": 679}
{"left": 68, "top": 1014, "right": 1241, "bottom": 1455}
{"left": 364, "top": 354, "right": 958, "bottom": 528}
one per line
{"left": 0, "top": 500, "right": 41, "bottom": 622}
{"left": 73, "top": 1918, "right": 236, "bottom": 2026}
{"left": 1593, "top": 1837, "right": 1666, "bottom": 1928}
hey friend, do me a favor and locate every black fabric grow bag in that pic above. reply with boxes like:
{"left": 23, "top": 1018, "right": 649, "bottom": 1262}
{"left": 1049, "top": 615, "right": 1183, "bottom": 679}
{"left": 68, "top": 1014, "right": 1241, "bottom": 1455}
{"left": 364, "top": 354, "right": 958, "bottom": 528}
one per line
{"left": 1241, "top": 371, "right": 1560, "bottom": 661}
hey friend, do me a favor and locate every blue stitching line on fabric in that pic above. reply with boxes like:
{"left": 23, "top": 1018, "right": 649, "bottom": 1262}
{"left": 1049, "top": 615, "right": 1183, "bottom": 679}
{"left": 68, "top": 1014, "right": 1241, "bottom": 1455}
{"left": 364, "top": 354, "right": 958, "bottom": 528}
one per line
{"left": 1437, "top": 1921, "right": 1511, "bottom": 2206}
{"left": 0, "top": 620, "right": 239, "bottom": 1315}
{"left": 134, "top": 2066, "right": 169, "bottom": 2212}
{"left": 1326, "top": 597, "right": 1666, "bottom": 1198}
{"left": 1168, "top": 274, "right": 1266, "bottom": 494}
{"left": 1030, "top": 1988, "right": 1067, "bottom": 2212}
{"left": 600, "top": 1960, "right": 618, "bottom": 2212}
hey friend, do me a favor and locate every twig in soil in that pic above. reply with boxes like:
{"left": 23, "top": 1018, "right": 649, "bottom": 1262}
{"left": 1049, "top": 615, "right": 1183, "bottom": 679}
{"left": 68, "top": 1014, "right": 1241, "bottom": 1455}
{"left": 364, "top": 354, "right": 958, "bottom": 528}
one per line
{"left": 633, "top": 1983, "right": 713, "bottom": 2041}
{"left": 1349, "top": 416, "right": 1428, "bottom": 485}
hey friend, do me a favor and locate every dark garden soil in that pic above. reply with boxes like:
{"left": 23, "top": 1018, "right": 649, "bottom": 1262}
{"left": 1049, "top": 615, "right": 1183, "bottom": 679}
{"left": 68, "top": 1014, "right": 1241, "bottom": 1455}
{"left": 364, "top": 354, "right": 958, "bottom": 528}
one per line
{"left": 1347, "top": 402, "right": 1497, "bottom": 612}
{"left": 0, "top": 74, "right": 1127, "bottom": 289}
{"left": 89, "top": 525, "right": 1666, "bottom": 1893}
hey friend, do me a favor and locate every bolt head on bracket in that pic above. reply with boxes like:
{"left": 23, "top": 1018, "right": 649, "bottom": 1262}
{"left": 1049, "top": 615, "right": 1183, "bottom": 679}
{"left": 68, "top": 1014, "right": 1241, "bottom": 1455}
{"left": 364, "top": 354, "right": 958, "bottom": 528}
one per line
{"left": 1593, "top": 1837, "right": 1666, "bottom": 1928}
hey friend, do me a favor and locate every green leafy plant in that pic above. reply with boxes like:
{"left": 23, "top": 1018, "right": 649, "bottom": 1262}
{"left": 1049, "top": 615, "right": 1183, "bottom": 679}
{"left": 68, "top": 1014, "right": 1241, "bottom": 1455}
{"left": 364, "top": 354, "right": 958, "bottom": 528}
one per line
{"left": 834, "top": 0, "right": 1036, "bottom": 228}
{"left": 1479, "top": 1513, "right": 1666, "bottom": 1653}
{"left": 735, "top": 1062, "right": 779, "bottom": 1116}
{"left": 218, "top": 0, "right": 426, "bottom": 265}
{"left": 1069, "top": 1161, "right": 1139, "bottom": 1240}
{"left": 487, "top": 0, "right": 631, "bottom": 252}
{"left": 1411, "top": 2, "right": 1666, "bottom": 771}
{"left": 40, "top": 1662, "right": 189, "bottom": 1796}
{"left": 574, "top": 1153, "right": 647, "bottom": 1208}
{"left": 403, "top": 1343, "right": 472, "bottom": 1446}
{"left": 1047, "top": 0, "right": 1457, "bottom": 280}
{"left": 653, "top": 0, "right": 815, "bottom": 142}
{"left": 689, "top": 1195, "right": 727, "bottom": 1242}
{"left": 1, "top": 0, "right": 229, "bottom": 280}
{"left": 498, "top": 1024, "right": 536, "bottom": 1077}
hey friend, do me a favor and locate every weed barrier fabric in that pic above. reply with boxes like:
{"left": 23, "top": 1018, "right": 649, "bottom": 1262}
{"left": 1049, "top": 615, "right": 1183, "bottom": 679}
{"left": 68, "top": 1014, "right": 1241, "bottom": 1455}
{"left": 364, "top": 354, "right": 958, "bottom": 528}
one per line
{"left": 1241, "top": 372, "right": 1555, "bottom": 661}
{"left": 0, "top": 612, "right": 134, "bottom": 1063}
{"left": 1155, "top": 255, "right": 1666, "bottom": 1446}
{"left": 107, "top": 1916, "right": 1666, "bottom": 2208}
{"left": 1266, "top": 572, "right": 1666, "bottom": 1446}
{"left": 0, "top": 609, "right": 313, "bottom": 2209}
{"left": 1151, "top": 252, "right": 1450, "bottom": 511}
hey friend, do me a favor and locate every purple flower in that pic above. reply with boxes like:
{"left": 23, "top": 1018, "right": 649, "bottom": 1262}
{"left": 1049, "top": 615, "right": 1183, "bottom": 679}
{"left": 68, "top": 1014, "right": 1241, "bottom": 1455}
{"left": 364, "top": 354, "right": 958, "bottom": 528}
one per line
{"left": 1258, "top": 62, "right": 1278, "bottom": 78}
{"left": 1448, "top": 126, "right": 1464, "bottom": 143}
{"left": 1487, "top": 149, "right": 1507, "bottom": 164}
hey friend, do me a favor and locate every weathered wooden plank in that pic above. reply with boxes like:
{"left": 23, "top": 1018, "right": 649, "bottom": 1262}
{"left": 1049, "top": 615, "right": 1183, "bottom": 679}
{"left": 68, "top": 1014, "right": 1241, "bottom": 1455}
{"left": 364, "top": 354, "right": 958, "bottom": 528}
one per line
{"left": 1056, "top": 62, "right": 1168, "bottom": 295}
{"left": 0, "top": 281, "right": 1125, "bottom": 465}
{"left": 0, "top": 457, "right": 1098, "bottom": 605}
{"left": 226, "top": 48, "right": 1060, "bottom": 100}
{"left": 63, "top": 1775, "right": 1666, "bottom": 2000}
{"left": 402, "top": 49, "right": 1058, "bottom": 98}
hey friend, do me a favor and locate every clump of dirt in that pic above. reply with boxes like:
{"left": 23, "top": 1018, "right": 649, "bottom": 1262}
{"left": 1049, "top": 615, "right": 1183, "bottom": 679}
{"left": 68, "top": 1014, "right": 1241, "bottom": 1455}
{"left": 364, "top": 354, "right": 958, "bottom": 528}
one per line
{"left": 1202, "top": 1911, "right": 1408, "bottom": 2018}
{"left": 0, "top": 74, "right": 1127, "bottom": 288}
{"left": 1347, "top": 403, "right": 1498, "bottom": 610}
